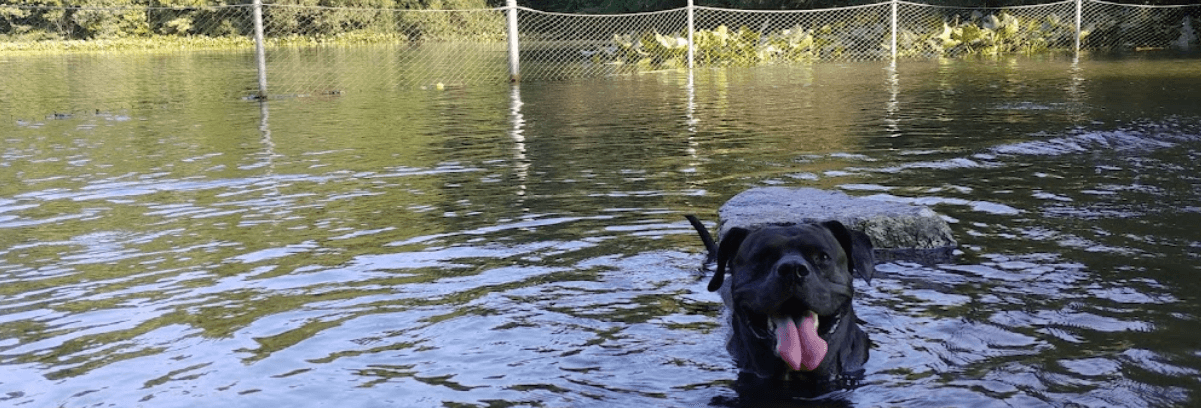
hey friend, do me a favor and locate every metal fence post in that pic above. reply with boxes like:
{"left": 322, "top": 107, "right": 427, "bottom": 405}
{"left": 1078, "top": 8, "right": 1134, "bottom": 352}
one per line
{"left": 890, "top": 0, "right": 898, "bottom": 62}
{"left": 1075, "top": 0, "right": 1082, "bottom": 54}
{"left": 507, "top": 0, "right": 521, "bottom": 82}
{"left": 687, "top": 0, "right": 695, "bottom": 70}
{"left": 252, "top": 0, "right": 267, "bottom": 99}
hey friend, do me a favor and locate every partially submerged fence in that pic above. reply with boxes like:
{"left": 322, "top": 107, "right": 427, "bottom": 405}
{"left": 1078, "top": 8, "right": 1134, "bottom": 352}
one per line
{"left": 1, "top": 0, "right": 1198, "bottom": 98}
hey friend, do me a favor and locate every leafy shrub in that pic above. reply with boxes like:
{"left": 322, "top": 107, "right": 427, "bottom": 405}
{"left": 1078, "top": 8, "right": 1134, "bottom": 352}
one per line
{"left": 897, "top": 11, "right": 1080, "bottom": 57}
{"left": 598, "top": 24, "right": 825, "bottom": 69}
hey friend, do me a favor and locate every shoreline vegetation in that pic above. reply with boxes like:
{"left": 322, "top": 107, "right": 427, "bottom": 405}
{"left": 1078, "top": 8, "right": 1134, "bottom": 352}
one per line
{"left": 0, "top": 0, "right": 504, "bottom": 54}
{"left": 2, "top": 0, "right": 1197, "bottom": 63}
{"left": 596, "top": 11, "right": 1085, "bottom": 69}
{"left": 0, "top": 32, "right": 424, "bottom": 54}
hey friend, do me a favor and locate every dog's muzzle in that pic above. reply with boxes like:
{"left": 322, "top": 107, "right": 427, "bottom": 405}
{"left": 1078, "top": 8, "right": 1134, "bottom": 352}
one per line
{"left": 763, "top": 258, "right": 844, "bottom": 372}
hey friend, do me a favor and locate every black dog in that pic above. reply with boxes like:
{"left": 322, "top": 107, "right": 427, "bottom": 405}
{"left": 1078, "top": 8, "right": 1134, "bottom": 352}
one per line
{"left": 686, "top": 215, "right": 875, "bottom": 393}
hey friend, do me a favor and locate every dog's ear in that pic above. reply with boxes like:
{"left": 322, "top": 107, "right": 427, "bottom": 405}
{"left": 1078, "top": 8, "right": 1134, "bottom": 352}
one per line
{"left": 711, "top": 227, "right": 750, "bottom": 292}
{"left": 820, "top": 220, "right": 876, "bottom": 284}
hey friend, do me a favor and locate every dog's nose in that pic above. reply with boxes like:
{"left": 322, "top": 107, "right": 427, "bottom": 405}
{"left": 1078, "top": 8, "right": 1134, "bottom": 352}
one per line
{"left": 777, "top": 261, "right": 809, "bottom": 278}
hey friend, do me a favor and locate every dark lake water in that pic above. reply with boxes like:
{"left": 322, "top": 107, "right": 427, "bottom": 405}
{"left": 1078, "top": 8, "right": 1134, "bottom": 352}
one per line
{"left": 2, "top": 50, "right": 1200, "bottom": 407}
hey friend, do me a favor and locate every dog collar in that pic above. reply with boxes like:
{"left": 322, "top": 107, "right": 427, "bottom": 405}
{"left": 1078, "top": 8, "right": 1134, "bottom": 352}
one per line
{"left": 824, "top": 312, "right": 843, "bottom": 336}
{"left": 823, "top": 368, "right": 867, "bottom": 389}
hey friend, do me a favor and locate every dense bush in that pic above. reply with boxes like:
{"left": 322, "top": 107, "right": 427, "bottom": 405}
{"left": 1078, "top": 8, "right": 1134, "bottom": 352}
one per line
{"left": 593, "top": 24, "right": 841, "bottom": 69}
{"left": 592, "top": 10, "right": 1110, "bottom": 70}
{"left": 1, "top": 0, "right": 231, "bottom": 41}
{"left": 0, "top": 0, "right": 502, "bottom": 43}
{"left": 897, "top": 11, "right": 1080, "bottom": 58}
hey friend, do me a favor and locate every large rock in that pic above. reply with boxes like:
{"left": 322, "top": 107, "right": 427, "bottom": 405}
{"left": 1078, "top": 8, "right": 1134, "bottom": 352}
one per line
{"left": 719, "top": 187, "right": 957, "bottom": 263}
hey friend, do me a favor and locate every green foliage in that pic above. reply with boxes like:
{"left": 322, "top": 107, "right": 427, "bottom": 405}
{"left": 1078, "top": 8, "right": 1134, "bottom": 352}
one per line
{"left": 0, "top": 0, "right": 503, "bottom": 50}
{"left": 265, "top": 0, "right": 393, "bottom": 38}
{"left": 0, "top": 33, "right": 253, "bottom": 53}
{"left": 393, "top": 0, "right": 505, "bottom": 41}
{"left": 592, "top": 10, "right": 1085, "bottom": 72}
{"left": 897, "top": 11, "right": 1080, "bottom": 58}
{"left": 599, "top": 24, "right": 824, "bottom": 70}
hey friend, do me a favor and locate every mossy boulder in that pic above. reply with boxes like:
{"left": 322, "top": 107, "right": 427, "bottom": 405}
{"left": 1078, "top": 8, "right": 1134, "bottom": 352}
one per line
{"left": 718, "top": 187, "right": 957, "bottom": 264}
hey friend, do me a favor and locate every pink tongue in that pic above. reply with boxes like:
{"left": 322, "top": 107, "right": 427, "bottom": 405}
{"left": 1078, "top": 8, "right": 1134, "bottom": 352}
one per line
{"left": 775, "top": 311, "right": 828, "bottom": 371}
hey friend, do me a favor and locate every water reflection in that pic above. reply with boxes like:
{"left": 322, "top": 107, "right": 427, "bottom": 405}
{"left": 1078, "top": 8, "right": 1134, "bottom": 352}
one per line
{"left": 884, "top": 63, "right": 901, "bottom": 138}
{"left": 254, "top": 100, "right": 279, "bottom": 173}
{"left": 1, "top": 53, "right": 1200, "bottom": 407}
{"left": 509, "top": 85, "right": 530, "bottom": 209}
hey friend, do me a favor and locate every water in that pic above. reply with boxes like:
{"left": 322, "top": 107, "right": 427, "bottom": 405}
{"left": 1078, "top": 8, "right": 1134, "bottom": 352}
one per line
{"left": 2, "top": 50, "right": 1200, "bottom": 407}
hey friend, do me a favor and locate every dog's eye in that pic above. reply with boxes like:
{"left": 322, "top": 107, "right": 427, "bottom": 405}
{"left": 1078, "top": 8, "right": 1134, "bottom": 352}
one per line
{"left": 816, "top": 252, "right": 831, "bottom": 264}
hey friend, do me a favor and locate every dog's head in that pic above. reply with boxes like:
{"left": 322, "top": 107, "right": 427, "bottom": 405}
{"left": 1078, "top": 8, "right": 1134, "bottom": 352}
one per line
{"left": 709, "top": 220, "right": 874, "bottom": 379}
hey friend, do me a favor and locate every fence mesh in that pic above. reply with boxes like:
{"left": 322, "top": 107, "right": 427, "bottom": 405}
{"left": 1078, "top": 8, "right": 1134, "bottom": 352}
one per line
{"left": 1, "top": 0, "right": 1199, "bottom": 101}
{"left": 517, "top": 7, "right": 687, "bottom": 80}
{"left": 0, "top": 3, "right": 509, "bottom": 98}
{"left": 895, "top": 0, "right": 1080, "bottom": 58}
{"left": 696, "top": 3, "right": 892, "bottom": 63}
{"left": 1084, "top": 1, "right": 1201, "bottom": 51}
{"left": 261, "top": 6, "right": 507, "bottom": 96}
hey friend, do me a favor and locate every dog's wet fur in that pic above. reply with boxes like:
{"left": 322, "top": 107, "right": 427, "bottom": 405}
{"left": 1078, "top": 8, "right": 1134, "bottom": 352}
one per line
{"left": 686, "top": 215, "right": 875, "bottom": 400}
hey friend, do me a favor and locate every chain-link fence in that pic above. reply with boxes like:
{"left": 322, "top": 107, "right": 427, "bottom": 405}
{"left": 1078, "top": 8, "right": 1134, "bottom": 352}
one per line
{"left": 259, "top": 6, "right": 508, "bottom": 95}
{"left": 896, "top": 1, "right": 1081, "bottom": 58}
{"left": 1085, "top": 0, "right": 1199, "bottom": 51}
{"left": 517, "top": 8, "right": 687, "bottom": 80}
{"left": 1, "top": 0, "right": 1199, "bottom": 99}
{"left": 692, "top": 4, "right": 894, "bottom": 63}
{"left": 0, "top": 3, "right": 510, "bottom": 97}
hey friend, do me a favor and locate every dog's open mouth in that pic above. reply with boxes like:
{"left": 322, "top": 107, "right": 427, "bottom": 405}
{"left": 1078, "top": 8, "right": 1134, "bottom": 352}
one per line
{"left": 761, "top": 299, "right": 841, "bottom": 372}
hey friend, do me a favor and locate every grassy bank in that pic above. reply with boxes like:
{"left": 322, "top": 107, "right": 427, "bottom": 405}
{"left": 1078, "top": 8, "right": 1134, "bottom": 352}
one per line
{"left": 0, "top": 0, "right": 503, "bottom": 55}
{"left": 0, "top": 32, "right": 445, "bottom": 55}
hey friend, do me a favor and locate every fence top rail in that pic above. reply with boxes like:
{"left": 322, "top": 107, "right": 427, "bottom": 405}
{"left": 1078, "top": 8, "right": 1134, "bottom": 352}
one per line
{"left": 0, "top": 4, "right": 252, "bottom": 11}
{"left": 898, "top": 0, "right": 1075, "bottom": 11}
{"left": 516, "top": 6, "right": 683, "bottom": 17}
{"left": 7, "top": 0, "right": 1196, "bottom": 15}
{"left": 265, "top": 3, "right": 503, "bottom": 13}
{"left": 695, "top": 2, "right": 888, "bottom": 14}
{"left": 1088, "top": 0, "right": 1201, "bottom": 9}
